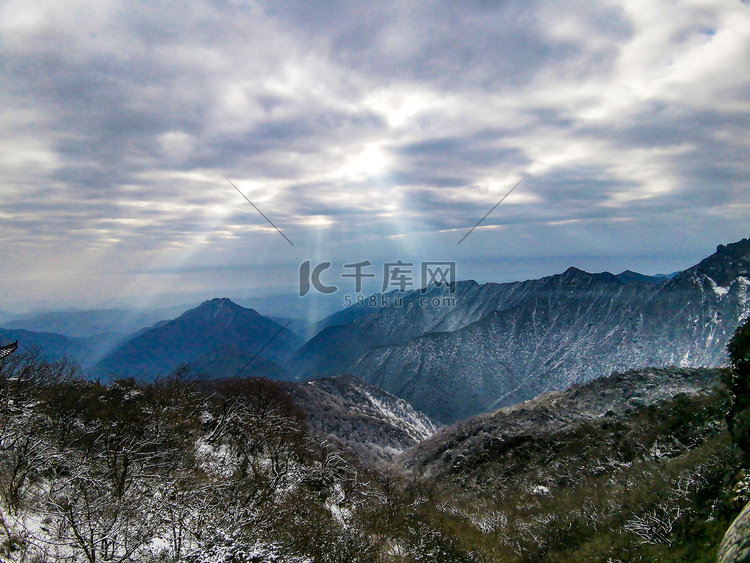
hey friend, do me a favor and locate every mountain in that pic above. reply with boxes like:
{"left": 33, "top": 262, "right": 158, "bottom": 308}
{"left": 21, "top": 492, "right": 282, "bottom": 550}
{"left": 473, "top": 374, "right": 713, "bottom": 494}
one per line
{"left": 232, "top": 292, "right": 345, "bottom": 324}
{"left": 94, "top": 298, "right": 303, "bottom": 380}
{"left": 290, "top": 238, "right": 750, "bottom": 423}
{"left": 398, "top": 367, "right": 737, "bottom": 561}
{"left": 403, "top": 366, "right": 725, "bottom": 475}
{"left": 2, "top": 306, "right": 188, "bottom": 338}
{"left": 281, "top": 374, "right": 439, "bottom": 465}
{"left": 616, "top": 270, "right": 670, "bottom": 284}
{"left": 676, "top": 240, "right": 750, "bottom": 287}
{"left": 0, "top": 328, "right": 124, "bottom": 368}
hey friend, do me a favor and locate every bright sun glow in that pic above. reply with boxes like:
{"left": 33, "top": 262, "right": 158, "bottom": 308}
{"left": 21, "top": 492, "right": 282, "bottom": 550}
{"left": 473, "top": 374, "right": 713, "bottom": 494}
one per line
{"left": 333, "top": 143, "right": 389, "bottom": 180}
{"left": 295, "top": 215, "right": 334, "bottom": 228}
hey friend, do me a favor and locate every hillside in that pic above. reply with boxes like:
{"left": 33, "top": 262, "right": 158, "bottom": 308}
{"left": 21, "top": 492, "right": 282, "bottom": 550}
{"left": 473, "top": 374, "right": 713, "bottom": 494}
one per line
{"left": 404, "top": 367, "right": 727, "bottom": 475}
{"left": 398, "top": 367, "right": 746, "bottom": 561}
{"left": 1, "top": 337, "right": 748, "bottom": 561}
{"left": 282, "top": 374, "right": 439, "bottom": 465}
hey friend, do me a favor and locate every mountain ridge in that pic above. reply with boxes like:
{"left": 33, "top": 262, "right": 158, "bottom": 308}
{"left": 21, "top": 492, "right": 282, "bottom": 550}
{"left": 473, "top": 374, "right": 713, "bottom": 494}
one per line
{"left": 292, "top": 237, "right": 750, "bottom": 423}
{"left": 403, "top": 365, "right": 726, "bottom": 476}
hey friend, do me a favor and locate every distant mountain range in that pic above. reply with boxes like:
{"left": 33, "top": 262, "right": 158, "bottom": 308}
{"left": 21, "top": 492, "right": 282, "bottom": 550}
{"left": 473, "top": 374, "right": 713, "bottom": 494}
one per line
{"left": 92, "top": 298, "right": 303, "bottom": 380}
{"left": 2, "top": 238, "right": 748, "bottom": 426}
{"left": 292, "top": 238, "right": 750, "bottom": 423}
{"left": 2, "top": 305, "right": 191, "bottom": 338}
{"left": 615, "top": 270, "right": 674, "bottom": 284}
{"left": 0, "top": 328, "right": 123, "bottom": 368}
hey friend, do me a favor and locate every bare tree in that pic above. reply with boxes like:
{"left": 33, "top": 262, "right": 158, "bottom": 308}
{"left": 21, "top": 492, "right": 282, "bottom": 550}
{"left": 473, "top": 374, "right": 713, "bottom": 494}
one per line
{"left": 624, "top": 502, "right": 683, "bottom": 545}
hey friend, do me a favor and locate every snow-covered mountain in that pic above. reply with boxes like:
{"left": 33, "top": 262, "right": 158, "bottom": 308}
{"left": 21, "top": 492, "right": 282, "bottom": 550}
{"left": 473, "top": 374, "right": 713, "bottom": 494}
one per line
{"left": 291, "top": 238, "right": 750, "bottom": 423}
{"left": 402, "top": 366, "right": 725, "bottom": 478}
{"left": 282, "top": 374, "right": 439, "bottom": 465}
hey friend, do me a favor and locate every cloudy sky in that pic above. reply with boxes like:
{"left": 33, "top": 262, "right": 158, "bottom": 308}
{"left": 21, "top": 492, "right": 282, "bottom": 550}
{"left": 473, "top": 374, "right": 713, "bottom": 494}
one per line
{"left": 1, "top": 0, "right": 749, "bottom": 315}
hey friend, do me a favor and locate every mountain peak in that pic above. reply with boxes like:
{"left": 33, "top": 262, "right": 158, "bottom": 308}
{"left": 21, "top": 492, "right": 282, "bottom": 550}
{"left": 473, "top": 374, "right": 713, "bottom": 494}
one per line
{"left": 94, "top": 298, "right": 301, "bottom": 381}
{"left": 556, "top": 267, "right": 620, "bottom": 285}
{"left": 186, "top": 298, "right": 261, "bottom": 321}
{"left": 674, "top": 237, "right": 750, "bottom": 286}
{"left": 563, "top": 266, "right": 588, "bottom": 275}
{"left": 557, "top": 266, "right": 592, "bottom": 281}
{"left": 199, "top": 297, "right": 241, "bottom": 308}
{"left": 616, "top": 270, "right": 668, "bottom": 284}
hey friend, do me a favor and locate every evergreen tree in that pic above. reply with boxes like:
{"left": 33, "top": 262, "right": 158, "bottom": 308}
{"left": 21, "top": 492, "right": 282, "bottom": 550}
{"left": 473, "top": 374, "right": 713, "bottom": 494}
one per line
{"left": 728, "top": 317, "right": 750, "bottom": 458}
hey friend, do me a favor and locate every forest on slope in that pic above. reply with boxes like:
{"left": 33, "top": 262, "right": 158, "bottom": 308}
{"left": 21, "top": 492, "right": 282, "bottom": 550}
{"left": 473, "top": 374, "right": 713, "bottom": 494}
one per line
{"left": 0, "top": 333, "right": 748, "bottom": 562}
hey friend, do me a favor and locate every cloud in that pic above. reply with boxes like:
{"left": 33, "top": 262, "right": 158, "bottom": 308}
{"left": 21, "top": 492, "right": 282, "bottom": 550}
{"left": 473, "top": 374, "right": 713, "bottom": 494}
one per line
{"left": 0, "top": 0, "right": 749, "bottom": 311}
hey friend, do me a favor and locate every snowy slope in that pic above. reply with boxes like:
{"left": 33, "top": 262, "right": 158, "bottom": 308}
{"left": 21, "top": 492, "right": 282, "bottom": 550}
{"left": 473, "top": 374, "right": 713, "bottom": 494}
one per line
{"left": 283, "top": 375, "right": 439, "bottom": 464}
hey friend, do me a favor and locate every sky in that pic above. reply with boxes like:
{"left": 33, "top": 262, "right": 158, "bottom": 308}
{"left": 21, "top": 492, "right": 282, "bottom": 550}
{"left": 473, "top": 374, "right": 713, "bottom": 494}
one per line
{"left": 1, "top": 0, "right": 749, "bottom": 317}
